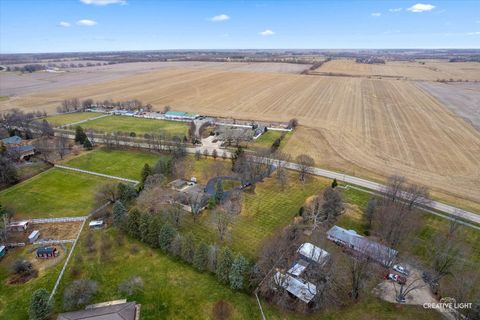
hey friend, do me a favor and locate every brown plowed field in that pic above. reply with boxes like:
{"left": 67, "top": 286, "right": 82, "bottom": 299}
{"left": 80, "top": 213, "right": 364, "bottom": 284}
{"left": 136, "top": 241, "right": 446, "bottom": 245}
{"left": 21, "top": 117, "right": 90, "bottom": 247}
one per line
{"left": 312, "top": 59, "right": 480, "bottom": 81}
{"left": 1, "top": 66, "right": 479, "bottom": 209}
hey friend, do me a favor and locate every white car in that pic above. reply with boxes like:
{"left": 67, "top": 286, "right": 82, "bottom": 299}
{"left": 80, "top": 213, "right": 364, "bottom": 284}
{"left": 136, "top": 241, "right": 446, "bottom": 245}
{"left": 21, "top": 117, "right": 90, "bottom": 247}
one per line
{"left": 393, "top": 264, "right": 409, "bottom": 276}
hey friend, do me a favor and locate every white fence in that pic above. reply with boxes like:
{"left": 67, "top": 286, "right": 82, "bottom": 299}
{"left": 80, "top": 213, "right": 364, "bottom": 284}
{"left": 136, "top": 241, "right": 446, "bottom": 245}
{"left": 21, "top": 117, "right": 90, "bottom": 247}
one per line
{"left": 34, "top": 239, "right": 75, "bottom": 245}
{"left": 54, "top": 164, "right": 139, "bottom": 184}
{"left": 30, "top": 216, "right": 88, "bottom": 224}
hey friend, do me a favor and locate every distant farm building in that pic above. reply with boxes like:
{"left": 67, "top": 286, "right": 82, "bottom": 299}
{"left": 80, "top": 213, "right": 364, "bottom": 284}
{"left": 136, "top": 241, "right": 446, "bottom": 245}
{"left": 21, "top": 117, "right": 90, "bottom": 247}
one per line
{"left": 57, "top": 299, "right": 141, "bottom": 320}
{"left": 28, "top": 230, "right": 40, "bottom": 243}
{"left": 164, "top": 111, "right": 199, "bottom": 121}
{"left": 36, "top": 247, "right": 58, "bottom": 259}
{"left": 0, "top": 245, "right": 6, "bottom": 258}
{"left": 8, "top": 220, "right": 30, "bottom": 232}
{"left": 327, "top": 225, "right": 397, "bottom": 267}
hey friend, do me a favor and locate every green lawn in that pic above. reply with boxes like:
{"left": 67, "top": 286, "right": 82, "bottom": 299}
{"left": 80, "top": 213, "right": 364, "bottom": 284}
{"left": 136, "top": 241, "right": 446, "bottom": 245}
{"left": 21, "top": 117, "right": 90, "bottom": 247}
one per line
{"left": 252, "top": 131, "right": 292, "bottom": 151}
{"left": 78, "top": 116, "right": 188, "bottom": 137}
{"left": 178, "top": 173, "right": 330, "bottom": 258}
{"left": 0, "top": 245, "right": 67, "bottom": 320}
{"left": 54, "top": 228, "right": 278, "bottom": 320}
{"left": 54, "top": 228, "right": 439, "bottom": 320}
{"left": 62, "top": 148, "right": 167, "bottom": 181}
{"left": 0, "top": 168, "right": 112, "bottom": 219}
{"left": 45, "top": 112, "right": 102, "bottom": 126}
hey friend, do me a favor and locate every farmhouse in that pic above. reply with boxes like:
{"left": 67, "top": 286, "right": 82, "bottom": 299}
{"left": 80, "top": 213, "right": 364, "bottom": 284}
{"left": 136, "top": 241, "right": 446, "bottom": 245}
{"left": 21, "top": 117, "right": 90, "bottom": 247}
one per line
{"left": 274, "top": 243, "right": 329, "bottom": 303}
{"left": 164, "top": 111, "right": 199, "bottom": 121}
{"left": 1, "top": 135, "right": 35, "bottom": 160}
{"left": 327, "top": 225, "right": 397, "bottom": 267}
{"left": 28, "top": 230, "right": 40, "bottom": 243}
{"left": 57, "top": 299, "right": 141, "bottom": 320}
{"left": 7, "top": 220, "right": 29, "bottom": 232}
{"left": 36, "top": 247, "right": 58, "bottom": 259}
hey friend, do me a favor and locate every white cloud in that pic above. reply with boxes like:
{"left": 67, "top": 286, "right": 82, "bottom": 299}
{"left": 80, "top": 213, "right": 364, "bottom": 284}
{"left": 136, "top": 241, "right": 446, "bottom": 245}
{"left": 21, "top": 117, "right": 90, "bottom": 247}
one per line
{"left": 371, "top": 12, "right": 382, "bottom": 17}
{"left": 59, "top": 21, "right": 71, "bottom": 27}
{"left": 389, "top": 8, "right": 402, "bottom": 12}
{"left": 209, "top": 14, "right": 230, "bottom": 22}
{"left": 77, "top": 19, "right": 97, "bottom": 26}
{"left": 467, "top": 31, "right": 480, "bottom": 36}
{"left": 407, "top": 3, "right": 436, "bottom": 13}
{"left": 259, "top": 29, "right": 275, "bottom": 36}
{"left": 80, "top": 0, "right": 126, "bottom": 5}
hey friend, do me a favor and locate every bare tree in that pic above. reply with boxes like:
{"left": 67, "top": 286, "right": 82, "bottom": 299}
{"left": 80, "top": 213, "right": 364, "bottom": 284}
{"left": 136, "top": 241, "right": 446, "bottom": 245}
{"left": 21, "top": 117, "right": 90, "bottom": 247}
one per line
{"left": 393, "top": 276, "right": 426, "bottom": 303}
{"left": 214, "top": 209, "right": 232, "bottom": 241}
{"left": 34, "top": 137, "right": 54, "bottom": 162}
{"left": 56, "top": 133, "right": 69, "bottom": 160}
{"left": 347, "top": 254, "right": 372, "bottom": 301}
{"left": 188, "top": 192, "right": 205, "bottom": 223}
{"left": 95, "top": 183, "right": 118, "bottom": 205}
{"left": 87, "top": 129, "right": 96, "bottom": 147}
{"left": 295, "top": 154, "right": 314, "bottom": 183}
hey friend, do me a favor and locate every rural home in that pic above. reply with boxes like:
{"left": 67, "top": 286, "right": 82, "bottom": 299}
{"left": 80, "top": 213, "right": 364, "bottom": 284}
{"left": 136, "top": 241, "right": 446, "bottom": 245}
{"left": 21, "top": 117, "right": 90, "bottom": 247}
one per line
{"left": 7, "top": 220, "right": 30, "bottom": 232}
{"left": 28, "top": 230, "right": 40, "bottom": 243}
{"left": 327, "top": 225, "right": 397, "bottom": 267}
{"left": 57, "top": 299, "right": 141, "bottom": 320}
{"left": 36, "top": 247, "right": 58, "bottom": 259}
{"left": 273, "top": 243, "right": 329, "bottom": 303}
{"left": 164, "top": 111, "right": 199, "bottom": 121}
{"left": 1, "top": 135, "right": 35, "bottom": 160}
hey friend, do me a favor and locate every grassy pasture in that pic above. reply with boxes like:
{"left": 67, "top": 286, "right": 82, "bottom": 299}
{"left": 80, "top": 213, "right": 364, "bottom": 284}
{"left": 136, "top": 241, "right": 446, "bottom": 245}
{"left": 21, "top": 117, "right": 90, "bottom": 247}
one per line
{"left": 45, "top": 112, "right": 101, "bottom": 126}
{"left": 0, "top": 168, "right": 111, "bottom": 219}
{"left": 62, "top": 148, "right": 166, "bottom": 180}
{"left": 0, "top": 245, "right": 67, "bottom": 320}
{"left": 54, "top": 228, "right": 439, "bottom": 320}
{"left": 78, "top": 115, "right": 188, "bottom": 137}
{"left": 178, "top": 173, "right": 330, "bottom": 258}
{"left": 252, "top": 131, "right": 292, "bottom": 151}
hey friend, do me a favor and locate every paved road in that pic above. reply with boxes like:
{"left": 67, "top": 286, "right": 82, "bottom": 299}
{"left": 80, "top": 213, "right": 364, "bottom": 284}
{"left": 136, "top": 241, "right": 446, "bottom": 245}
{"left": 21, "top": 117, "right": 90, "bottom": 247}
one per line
{"left": 280, "top": 161, "right": 480, "bottom": 225}
{"left": 54, "top": 132, "right": 480, "bottom": 226}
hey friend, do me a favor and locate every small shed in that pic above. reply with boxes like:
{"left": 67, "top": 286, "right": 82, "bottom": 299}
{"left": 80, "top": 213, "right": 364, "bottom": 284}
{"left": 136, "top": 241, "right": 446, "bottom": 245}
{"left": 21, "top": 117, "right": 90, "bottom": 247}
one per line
{"left": 0, "top": 245, "right": 6, "bottom": 258}
{"left": 274, "top": 272, "right": 317, "bottom": 303}
{"left": 28, "top": 230, "right": 40, "bottom": 243}
{"left": 8, "top": 220, "right": 29, "bottom": 232}
{"left": 89, "top": 220, "right": 104, "bottom": 229}
{"left": 297, "top": 243, "right": 330, "bottom": 266}
{"left": 36, "top": 247, "right": 57, "bottom": 259}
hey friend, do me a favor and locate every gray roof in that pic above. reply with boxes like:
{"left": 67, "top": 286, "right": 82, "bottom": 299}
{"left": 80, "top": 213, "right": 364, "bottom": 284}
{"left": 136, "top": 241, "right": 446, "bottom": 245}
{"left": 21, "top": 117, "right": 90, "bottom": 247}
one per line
{"left": 327, "top": 225, "right": 397, "bottom": 265}
{"left": 57, "top": 302, "right": 138, "bottom": 320}
{"left": 9, "top": 144, "right": 34, "bottom": 153}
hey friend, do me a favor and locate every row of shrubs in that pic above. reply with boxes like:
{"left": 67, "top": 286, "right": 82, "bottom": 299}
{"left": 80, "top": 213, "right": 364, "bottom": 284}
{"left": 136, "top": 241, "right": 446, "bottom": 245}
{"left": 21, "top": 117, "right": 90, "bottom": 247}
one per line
{"left": 121, "top": 208, "right": 251, "bottom": 290}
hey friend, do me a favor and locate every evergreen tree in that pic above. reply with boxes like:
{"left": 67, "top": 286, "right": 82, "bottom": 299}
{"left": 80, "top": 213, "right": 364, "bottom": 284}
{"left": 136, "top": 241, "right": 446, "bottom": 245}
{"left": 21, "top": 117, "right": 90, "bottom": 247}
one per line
{"left": 229, "top": 254, "right": 249, "bottom": 290}
{"left": 126, "top": 209, "right": 141, "bottom": 239}
{"left": 215, "top": 180, "right": 224, "bottom": 203}
{"left": 159, "top": 223, "right": 176, "bottom": 252}
{"left": 216, "top": 247, "right": 233, "bottom": 284}
{"left": 140, "top": 164, "right": 152, "bottom": 184}
{"left": 139, "top": 212, "right": 152, "bottom": 243}
{"left": 154, "top": 157, "right": 173, "bottom": 177}
{"left": 29, "top": 288, "right": 51, "bottom": 320}
{"left": 331, "top": 178, "right": 338, "bottom": 189}
{"left": 193, "top": 241, "right": 209, "bottom": 271}
{"left": 145, "top": 215, "right": 162, "bottom": 247}
{"left": 117, "top": 183, "right": 137, "bottom": 205}
{"left": 112, "top": 200, "right": 126, "bottom": 226}
{"left": 83, "top": 138, "right": 93, "bottom": 150}
{"left": 74, "top": 126, "right": 87, "bottom": 144}
{"left": 181, "top": 233, "right": 195, "bottom": 264}
{"left": 231, "top": 146, "right": 244, "bottom": 170}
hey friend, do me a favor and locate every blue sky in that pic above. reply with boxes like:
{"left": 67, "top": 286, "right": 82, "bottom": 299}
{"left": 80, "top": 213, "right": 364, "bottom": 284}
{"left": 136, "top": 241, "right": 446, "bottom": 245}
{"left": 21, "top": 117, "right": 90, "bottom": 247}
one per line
{"left": 0, "top": 0, "right": 479, "bottom": 53}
